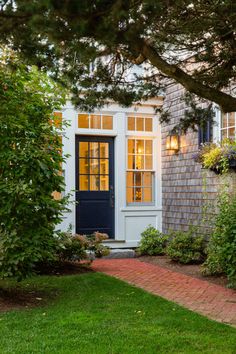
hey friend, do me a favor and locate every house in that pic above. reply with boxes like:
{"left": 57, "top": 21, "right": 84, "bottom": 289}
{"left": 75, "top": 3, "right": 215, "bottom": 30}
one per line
{"left": 57, "top": 82, "right": 236, "bottom": 248}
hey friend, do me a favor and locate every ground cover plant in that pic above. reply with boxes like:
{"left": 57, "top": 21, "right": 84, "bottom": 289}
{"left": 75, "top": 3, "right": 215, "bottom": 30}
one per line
{"left": 0, "top": 273, "right": 236, "bottom": 354}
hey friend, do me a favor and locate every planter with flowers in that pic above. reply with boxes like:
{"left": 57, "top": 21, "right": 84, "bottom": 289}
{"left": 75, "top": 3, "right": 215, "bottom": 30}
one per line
{"left": 194, "top": 139, "right": 236, "bottom": 174}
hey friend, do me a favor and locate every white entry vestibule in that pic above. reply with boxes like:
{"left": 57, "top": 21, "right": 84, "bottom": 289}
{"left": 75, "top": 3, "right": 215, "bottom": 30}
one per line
{"left": 59, "top": 98, "right": 163, "bottom": 248}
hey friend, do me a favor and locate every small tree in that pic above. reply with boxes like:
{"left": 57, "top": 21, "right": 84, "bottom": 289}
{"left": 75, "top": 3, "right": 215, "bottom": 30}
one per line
{"left": 0, "top": 57, "right": 67, "bottom": 280}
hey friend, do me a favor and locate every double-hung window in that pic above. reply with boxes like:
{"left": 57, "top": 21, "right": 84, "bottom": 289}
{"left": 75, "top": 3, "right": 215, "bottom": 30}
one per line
{"left": 126, "top": 138, "right": 154, "bottom": 205}
{"left": 220, "top": 112, "right": 236, "bottom": 140}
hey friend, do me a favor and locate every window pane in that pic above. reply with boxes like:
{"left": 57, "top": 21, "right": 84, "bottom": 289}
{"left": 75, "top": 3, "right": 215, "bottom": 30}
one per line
{"left": 90, "top": 159, "right": 99, "bottom": 174}
{"left": 136, "top": 140, "right": 144, "bottom": 154}
{"left": 229, "top": 112, "right": 235, "bottom": 127}
{"left": 79, "top": 158, "right": 89, "bottom": 174}
{"left": 143, "top": 172, "right": 152, "bottom": 187}
{"left": 53, "top": 112, "right": 62, "bottom": 128}
{"left": 79, "top": 142, "right": 89, "bottom": 157}
{"left": 135, "top": 172, "right": 142, "bottom": 186}
{"left": 79, "top": 175, "right": 89, "bottom": 190}
{"left": 221, "top": 129, "right": 227, "bottom": 140}
{"left": 90, "top": 175, "right": 99, "bottom": 191}
{"left": 136, "top": 117, "right": 144, "bottom": 131}
{"left": 145, "top": 140, "right": 152, "bottom": 154}
{"left": 128, "top": 155, "right": 135, "bottom": 169}
{"left": 103, "top": 115, "right": 113, "bottom": 130}
{"left": 145, "top": 156, "right": 153, "bottom": 169}
{"left": 100, "top": 143, "right": 109, "bottom": 158}
{"left": 78, "top": 114, "right": 89, "bottom": 128}
{"left": 100, "top": 175, "right": 109, "bottom": 191}
{"left": 90, "top": 115, "right": 101, "bottom": 129}
{"left": 221, "top": 113, "right": 227, "bottom": 128}
{"left": 145, "top": 118, "right": 153, "bottom": 131}
{"left": 89, "top": 142, "right": 99, "bottom": 158}
{"left": 126, "top": 172, "right": 133, "bottom": 187}
{"left": 134, "top": 188, "right": 142, "bottom": 202}
{"left": 100, "top": 159, "right": 109, "bottom": 174}
{"left": 143, "top": 188, "right": 152, "bottom": 202}
{"left": 128, "top": 117, "right": 135, "bottom": 130}
{"left": 126, "top": 188, "right": 134, "bottom": 203}
{"left": 135, "top": 155, "right": 144, "bottom": 169}
{"left": 128, "top": 139, "right": 135, "bottom": 154}
{"left": 228, "top": 127, "right": 235, "bottom": 140}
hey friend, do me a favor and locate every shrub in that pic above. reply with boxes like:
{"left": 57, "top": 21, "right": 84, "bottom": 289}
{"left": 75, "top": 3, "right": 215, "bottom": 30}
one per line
{"left": 56, "top": 231, "right": 110, "bottom": 262}
{"left": 166, "top": 227, "right": 206, "bottom": 264}
{"left": 202, "top": 191, "right": 236, "bottom": 288}
{"left": 0, "top": 60, "right": 68, "bottom": 280}
{"left": 138, "top": 226, "right": 168, "bottom": 256}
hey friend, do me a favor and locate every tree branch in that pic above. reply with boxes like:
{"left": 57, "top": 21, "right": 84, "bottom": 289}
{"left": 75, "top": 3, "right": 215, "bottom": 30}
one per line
{"left": 135, "top": 39, "right": 236, "bottom": 112}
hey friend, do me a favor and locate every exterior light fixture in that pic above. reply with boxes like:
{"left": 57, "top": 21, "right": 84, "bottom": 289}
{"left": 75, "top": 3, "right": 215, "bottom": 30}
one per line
{"left": 166, "top": 134, "right": 180, "bottom": 152}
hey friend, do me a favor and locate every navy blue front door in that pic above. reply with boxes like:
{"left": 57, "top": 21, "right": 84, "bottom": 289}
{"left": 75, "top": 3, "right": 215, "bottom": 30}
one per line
{"left": 76, "top": 136, "right": 115, "bottom": 238}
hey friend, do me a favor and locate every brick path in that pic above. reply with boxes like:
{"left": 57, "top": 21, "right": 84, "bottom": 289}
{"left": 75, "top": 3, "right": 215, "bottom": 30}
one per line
{"left": 92, "top": 258, "right": 236, "bottom": 327}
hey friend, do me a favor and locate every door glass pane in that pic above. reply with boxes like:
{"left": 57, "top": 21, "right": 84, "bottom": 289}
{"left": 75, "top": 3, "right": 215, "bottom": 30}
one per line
{"left": 78, "top": 114, "right": 89, "bottom": 128}
{"left": 145, "top": 140, "right": 152, "bottom": 154}
{"left": 145, "top": 118, "right": 153, "bottom": 131}
{"left": 79, "top": 142, "right": 89, "bottom": 157}
{"left": 100, "top": 159, "right": 109, "bottom": 174}
{"left": 89, "top": 142, "right": 99, "bottom": 158}
{"left": 79, "top": 175, "right": 89, "bottom": 190}
{"left": 128, "top": 117, "right": 135, "bottom": 130}
{"left": 100, "top": 175, "right": 109, "bottom": 191}
{"left": 102, "top": 116, "right": 113, "bottom": 130}
{"left": 100, "top": 143, "right": 109, "bottom": 158}
{"left": 90, "top": 175, "right": 99, "bottom": 191}
{"left": 79, "top": 158, "right": 89, "bottom": 174}
{"left": 90, "top": 159, "right": 99, "bottom": 174}
{"left": 136, "top": 117, "right": 144, "bottom": 131}
{"left": 90, "top": 115, "right": 101, "bottom": 129}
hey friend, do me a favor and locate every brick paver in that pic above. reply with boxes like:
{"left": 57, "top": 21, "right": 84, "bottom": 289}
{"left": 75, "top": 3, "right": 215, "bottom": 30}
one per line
{"left": 92, "top": 258, "right": 236, "bottom": 327}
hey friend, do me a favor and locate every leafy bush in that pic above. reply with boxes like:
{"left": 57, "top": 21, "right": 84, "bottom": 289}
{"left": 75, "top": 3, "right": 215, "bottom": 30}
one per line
{"left": 166, "top": 227, "right": 206, "bottom": 264}
{"left": 202, "top": 191, "right": 236, "bottom": 288}
{"left": 56, "top": 231, "right": 110, "bottom": 262}
{"left": 193, "top": 139, "right": 236, "bottom": 174}
{"left": 138, "top": 226, "right": 168, "bottom": 256}
{"left": 0, "top": 59, "right": 67, "bottom": 280}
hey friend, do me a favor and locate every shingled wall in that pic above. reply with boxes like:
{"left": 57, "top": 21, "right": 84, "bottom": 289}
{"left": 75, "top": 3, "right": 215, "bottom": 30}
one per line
{"left": 161, "top": 82, "right": 235, "bottom": 233}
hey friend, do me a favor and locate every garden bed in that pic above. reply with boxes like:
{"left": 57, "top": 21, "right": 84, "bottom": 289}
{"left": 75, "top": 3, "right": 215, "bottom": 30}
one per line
{"left": 138, "top": 255, "right": 228, "bottom": 288}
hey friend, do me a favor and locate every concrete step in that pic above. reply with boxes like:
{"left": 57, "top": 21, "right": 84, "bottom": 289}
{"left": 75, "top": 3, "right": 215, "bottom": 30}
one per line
{"left": 103, "top": 248, "right": 136, "bottom": 259}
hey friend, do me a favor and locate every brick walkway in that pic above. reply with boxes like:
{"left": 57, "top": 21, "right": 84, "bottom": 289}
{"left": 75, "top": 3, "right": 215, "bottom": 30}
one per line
{"left": 92, "top": 258, "right": 236, "bottom": 327}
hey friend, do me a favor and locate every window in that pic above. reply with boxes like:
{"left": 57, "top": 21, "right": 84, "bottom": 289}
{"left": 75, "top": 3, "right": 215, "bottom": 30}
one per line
{"left": 126, "top": 138, "right": 154, "bottom": 204}
{"left": 78, "top": 114, "right": 113, "bottom": 130}
{"left": 127, "top": 116, "right": 153, "bottom": 132}
{"left": 78, "top": 141, "right": 109, "bottom": 191}
{"left": 221, "top": 112, "right": 236, "bottom": 140}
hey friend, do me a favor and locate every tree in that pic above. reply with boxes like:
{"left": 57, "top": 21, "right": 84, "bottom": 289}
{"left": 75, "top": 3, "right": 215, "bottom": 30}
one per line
{"left": 1, "top": 0, "right": 236, "bottom": 120}
{"left": 0, "top": 54, "right": 67, "bottom": 280}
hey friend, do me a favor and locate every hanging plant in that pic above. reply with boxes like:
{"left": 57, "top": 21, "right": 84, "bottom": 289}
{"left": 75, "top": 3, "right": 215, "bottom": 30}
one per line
{"left": 193, "top": 139, "right": 236, "bottom": 174}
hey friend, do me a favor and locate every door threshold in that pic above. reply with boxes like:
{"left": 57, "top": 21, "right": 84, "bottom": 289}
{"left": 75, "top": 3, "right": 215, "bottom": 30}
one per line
{"left": 103, "top": 239, "right": 126, "bottom": 243}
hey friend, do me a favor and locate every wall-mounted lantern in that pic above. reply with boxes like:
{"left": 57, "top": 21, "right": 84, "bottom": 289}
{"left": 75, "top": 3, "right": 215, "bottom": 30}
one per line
{"left": 166, "top": 134, "right": 180, "bottom": 152}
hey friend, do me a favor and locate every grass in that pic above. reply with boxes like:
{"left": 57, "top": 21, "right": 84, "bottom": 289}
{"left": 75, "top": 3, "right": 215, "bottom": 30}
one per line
{"left": 0, "top": 272, "right": 236, "bottom": 354}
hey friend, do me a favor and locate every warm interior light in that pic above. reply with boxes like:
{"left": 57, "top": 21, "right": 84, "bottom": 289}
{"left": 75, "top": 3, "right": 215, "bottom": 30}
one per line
{"left": 166, "top": 134, "right": 179, "bottom": 152}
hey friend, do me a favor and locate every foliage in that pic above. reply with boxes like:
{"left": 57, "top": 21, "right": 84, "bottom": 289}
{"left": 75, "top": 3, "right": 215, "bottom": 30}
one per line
{"left": 0, "top": 59, "right": 67, "bottom": 280}
{"left": 138, "top": 226, "right": 168, "bottom": 256}
{"left": 166, "top": 227, "right": 206, "bottom": 264}
{"left": 194, "top": 139, "right": 236, "bottom": 174}
{"left": 1, "top": 1, "right": 236, "bottom": 118}
{"left": 202, "top": 190, "right": 236, "bottom": 288}
{"left": 56, "top": 231, "right": 110, "bottom": 263}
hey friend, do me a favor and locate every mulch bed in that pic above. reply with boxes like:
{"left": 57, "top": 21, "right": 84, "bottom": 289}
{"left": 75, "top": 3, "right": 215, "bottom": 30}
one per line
{"left": 138, "top": 255, "right": 228, "bottom": 288}
{"left": 0, "top": 261, "right": 92, "bottom": 313}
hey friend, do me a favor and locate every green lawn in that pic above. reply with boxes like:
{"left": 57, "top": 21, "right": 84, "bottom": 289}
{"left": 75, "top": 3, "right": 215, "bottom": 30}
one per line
{"left": 0, "top": 273, "right": 235, "bottom": 354}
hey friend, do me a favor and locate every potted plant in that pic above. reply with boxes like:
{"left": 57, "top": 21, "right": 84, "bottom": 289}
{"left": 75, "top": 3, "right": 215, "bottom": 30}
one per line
{"left": 193, "top": 139, "right": 236, "bottom": 174}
